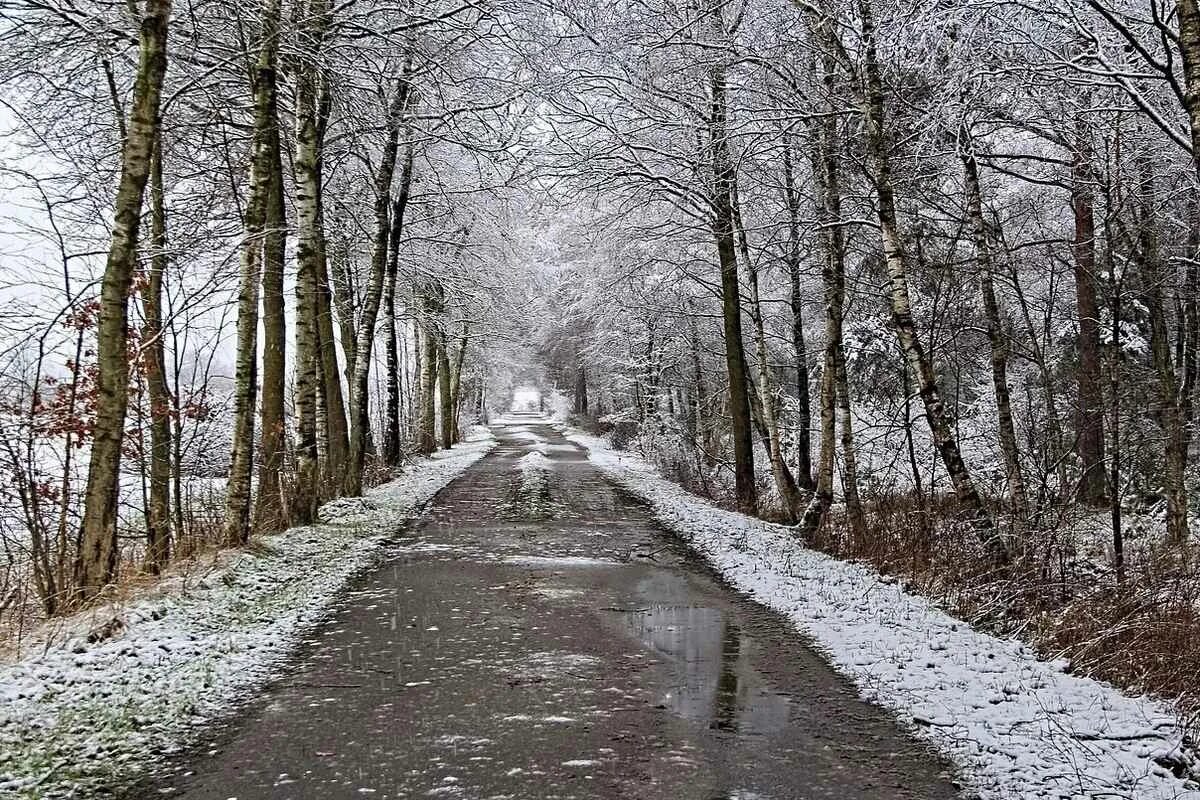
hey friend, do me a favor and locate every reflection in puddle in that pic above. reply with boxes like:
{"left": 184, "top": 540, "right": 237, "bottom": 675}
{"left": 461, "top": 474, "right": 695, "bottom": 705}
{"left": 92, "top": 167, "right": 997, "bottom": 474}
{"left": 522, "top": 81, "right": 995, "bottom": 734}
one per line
{"left": 620, "top": 604, "right": 792, "bottom": 737}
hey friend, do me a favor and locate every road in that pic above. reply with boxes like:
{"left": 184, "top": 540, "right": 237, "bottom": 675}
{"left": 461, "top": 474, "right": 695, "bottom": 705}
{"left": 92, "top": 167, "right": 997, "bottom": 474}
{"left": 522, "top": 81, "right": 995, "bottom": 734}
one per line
{"left": 138, "top": 416, "right": 961, "bottom": 800}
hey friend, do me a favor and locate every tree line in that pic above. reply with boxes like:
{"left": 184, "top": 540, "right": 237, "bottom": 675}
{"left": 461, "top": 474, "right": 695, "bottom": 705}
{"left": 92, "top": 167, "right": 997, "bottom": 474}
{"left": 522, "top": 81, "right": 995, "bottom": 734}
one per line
{"left": 522, "top": 0, "right": 1200, "bottom": 706}
{"left": 532, "top": 0, "right": 1200, "bottom": 559}
{"left": 0, "top": 0, "right": 526, "bottom": 617}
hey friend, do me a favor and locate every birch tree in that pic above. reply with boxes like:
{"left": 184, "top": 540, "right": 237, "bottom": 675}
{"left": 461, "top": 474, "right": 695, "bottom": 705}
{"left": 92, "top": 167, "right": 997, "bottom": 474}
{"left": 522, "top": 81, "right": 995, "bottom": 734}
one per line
{"left": 223, "top": 0, "right": 284, "bottom": 545}
{"left": 75, "top": 0, "right": 173, "bottom": 602}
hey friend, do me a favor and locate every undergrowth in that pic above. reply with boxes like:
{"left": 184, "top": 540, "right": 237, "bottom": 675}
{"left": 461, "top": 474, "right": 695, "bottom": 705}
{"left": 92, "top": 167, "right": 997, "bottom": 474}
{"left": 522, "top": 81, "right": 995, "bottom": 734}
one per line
{"left": 814, "top": 492, "right": 1200, "bottom": 747}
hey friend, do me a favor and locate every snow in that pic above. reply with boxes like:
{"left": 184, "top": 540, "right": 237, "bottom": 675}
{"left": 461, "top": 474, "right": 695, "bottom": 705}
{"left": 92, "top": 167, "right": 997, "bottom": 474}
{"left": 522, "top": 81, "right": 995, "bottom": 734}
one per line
{"left": 502, "top": 555, "right": 619, "bottom": 567}
{"left": 0, "top": 434, "right": 495, "bottom": 798}
{"left": 503, "top": 448, "right": 559, "bottom": 518}
{"left": 516, "top": 450, "right": 553, "bottom": 472}
{"left": 562, "top": 426, "right": 1200, "bottom": 800}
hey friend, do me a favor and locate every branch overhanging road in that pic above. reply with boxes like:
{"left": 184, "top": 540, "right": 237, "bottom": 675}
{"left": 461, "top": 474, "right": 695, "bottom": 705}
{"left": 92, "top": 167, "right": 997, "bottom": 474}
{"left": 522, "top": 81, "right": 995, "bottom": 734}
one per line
{"left": 138, "top": 414, "right": 961, "bottom": 800}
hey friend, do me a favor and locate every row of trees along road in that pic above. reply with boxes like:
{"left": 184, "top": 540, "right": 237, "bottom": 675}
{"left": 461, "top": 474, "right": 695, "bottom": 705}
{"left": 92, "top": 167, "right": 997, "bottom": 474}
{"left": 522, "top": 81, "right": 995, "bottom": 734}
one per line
{"left": 0, "top": 0, "right": 531, "bottom": 613}
{"left": 524, "top": 0, "right": 1200, "bottom": 705}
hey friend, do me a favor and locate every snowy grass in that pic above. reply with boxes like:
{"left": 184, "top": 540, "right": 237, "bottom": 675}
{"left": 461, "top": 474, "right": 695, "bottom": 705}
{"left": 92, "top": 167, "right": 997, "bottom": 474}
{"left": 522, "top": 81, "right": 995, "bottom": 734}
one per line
{"left": 0, "top": 435, "right": 494, "bottom": 798}
{"left": 563, "top": 427, "right": 1200, "bottom": 800}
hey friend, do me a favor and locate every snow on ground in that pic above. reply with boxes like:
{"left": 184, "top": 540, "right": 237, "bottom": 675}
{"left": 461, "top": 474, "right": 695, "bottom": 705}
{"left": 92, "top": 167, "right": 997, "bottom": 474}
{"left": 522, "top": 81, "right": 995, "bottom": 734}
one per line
{"left": 563, "top": 427, "right": 1200, "bottom": 800}
{"left": 0, "top": 435, "right": 494, "bottom": 799}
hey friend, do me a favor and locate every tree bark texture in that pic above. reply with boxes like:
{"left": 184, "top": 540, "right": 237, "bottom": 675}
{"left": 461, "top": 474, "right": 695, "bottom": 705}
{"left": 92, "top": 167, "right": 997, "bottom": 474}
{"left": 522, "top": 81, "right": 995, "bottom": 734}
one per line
{"left": 143, "top": 131, "right": 171, "bottom": 573}
{"left": 76, "top": 0, "right": 172, "bottom": 603}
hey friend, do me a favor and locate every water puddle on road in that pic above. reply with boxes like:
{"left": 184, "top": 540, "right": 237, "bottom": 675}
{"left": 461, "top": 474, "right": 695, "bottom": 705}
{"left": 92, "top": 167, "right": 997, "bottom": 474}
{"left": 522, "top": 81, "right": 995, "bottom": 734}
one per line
{"left": 614, "top": 604, "right": 793, "bottom": 737}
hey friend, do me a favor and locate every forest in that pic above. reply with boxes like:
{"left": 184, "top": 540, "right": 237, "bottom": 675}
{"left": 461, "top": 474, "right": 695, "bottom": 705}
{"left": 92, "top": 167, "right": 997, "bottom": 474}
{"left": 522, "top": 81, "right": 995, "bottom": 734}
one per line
{"left": 2, "top": 0, "right": 1200, "bottom": 773}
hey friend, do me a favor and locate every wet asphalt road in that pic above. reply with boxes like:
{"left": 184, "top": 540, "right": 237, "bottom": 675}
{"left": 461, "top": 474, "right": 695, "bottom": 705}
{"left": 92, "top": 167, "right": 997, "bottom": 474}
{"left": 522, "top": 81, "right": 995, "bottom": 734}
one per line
{"left": 137, "top": 415, "right": 962, "bottom": 800}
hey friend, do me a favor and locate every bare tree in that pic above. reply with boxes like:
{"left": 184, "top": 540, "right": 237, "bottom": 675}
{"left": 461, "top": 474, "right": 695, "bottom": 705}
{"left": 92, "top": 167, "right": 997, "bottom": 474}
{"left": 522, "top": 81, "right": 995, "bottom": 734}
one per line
{"left": 75, "top": 0, "right": 173, "bottom": 603}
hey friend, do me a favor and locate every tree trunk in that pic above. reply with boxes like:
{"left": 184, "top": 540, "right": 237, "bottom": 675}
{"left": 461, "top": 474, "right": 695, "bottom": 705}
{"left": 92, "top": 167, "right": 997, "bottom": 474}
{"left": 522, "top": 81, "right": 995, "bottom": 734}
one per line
{"left": 1183, "top": 215, "right": 1199, "bottom": 453}
{"left": 641, "top": 324, "right": 657, "bottom": 423}
{"left": 1134, "top": 162, "right": 1189, "bottom": 544}
{"left": 797, "top": 40, "right": 848, "bottom": 539}
{"left": 854, "top": 0, "right": 1005, "bottom": 563}
{"left": 574, "top": 364, "right": 588, "bottom": 416}
{"left": 961, "top": 133, "right": 1027, "bottom": 523}
{"left": 382, "top": 265, "right": 402, "bottom": 466}
{"left": 1071, "top": 117, "right": 1107, "bottom": 506}
{"left": 1172, "top": 0, "right": 1200, "bottom": 544}
{"left": 437, "top": 331, "right": 453, "bottom": 450}
{"left": 416, "top": 300, "right": 440, "bottom": 455}
{"left": 75, "top": 0, "right": 172, "bottom": 603}
{"left": 170, "top": 338, "right": 185, "bottom": 543}
{"left": 402, "top": 316, "right": 414, "bottom": 431}
{"left": 733, "top": 177, "right": 803, "bottom": 519}
{"left": 253, "top": 0, "right": 287, "bottom": 535}
{"left": 291, "top": 0, "right": 329, "bottom": 526}
{"left": 833, "top": 341, "right": 866, "bottom": 543}
{"left": 330, "top": 244, "right": 359, "bottom": 388}
{"left": 223, "top": 0, "right": 284, "bottom": 545}
{"left": 309, "top": 64, "right": 341, "bottom": 495}
{"left": 315, "top": 214, "right": 349, "bottom": 476}
{"left": 799, "top": 354, "right": 837, "bottom": 537}
{"left": 449, "top": 326, "right": 468, "bottom": 444}
{"left": 143, "top": 131, "right": 171, "bottom": 573}
{"left": 781, "top": 127, "right": 814, "bottom": 492}
{"left": 345, "top": 72, "right": 412, "bottom": 496}
{"left": 708, "top": 42, "right": 757, "bottom": 516}
{"left": 1109, "top": 276, "right": 1125, "bottom": 581}
{"left": 383, "top": 138, "right": 415, "bottom": 466}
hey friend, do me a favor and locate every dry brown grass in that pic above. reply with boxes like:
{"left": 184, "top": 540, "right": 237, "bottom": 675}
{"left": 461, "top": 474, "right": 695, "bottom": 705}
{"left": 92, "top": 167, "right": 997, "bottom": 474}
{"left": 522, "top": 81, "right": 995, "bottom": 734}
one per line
{"left": 807, "top": 491, "right": 1200, "bottom": 743}
{"left": 0, "top": 484, "right": 231, "bottom": 656}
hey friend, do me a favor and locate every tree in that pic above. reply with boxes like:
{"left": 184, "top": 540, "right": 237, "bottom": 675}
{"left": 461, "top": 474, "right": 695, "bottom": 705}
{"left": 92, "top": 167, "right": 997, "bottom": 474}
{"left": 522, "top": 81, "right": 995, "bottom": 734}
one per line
{"left": 960, "top": 129, "right": 1028, "bottom": 523}
{"left": 142, "top": 132, "right": 172, "bottom": 572}
{"left": 839, "top": 0, "right": 1004, "bottom": 561}
{"left": 382, "top": 139, "right": 415, "bottom": 466}
{"left": 255, "top": 40, "right": 289, "bottom": 534}
{"left": 291, "top": 0, "right": 330, "bottom": 525}
{"left": 223, "top": 0, "right": 285, "bottom": 545}
{"left": 1071, "top": 114, "right": 1107, "bottom": 506}
{"left": 345, "top": 64, "right": 414, "bottom": 496}
{"left": 75, "top": 0, "right": 173, "bottom": 603}
{"left": 707, "top": 4, "right": 757, "bottom": 515}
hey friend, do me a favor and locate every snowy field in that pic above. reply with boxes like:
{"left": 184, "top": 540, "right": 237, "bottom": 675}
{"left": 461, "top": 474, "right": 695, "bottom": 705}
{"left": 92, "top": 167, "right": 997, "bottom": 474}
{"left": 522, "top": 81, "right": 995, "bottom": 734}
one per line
{"left": 0, "top": 435, "right": 494, "bottom": 798}
{"left": 563, "top": 426, "right": 1200, "bottom": 800}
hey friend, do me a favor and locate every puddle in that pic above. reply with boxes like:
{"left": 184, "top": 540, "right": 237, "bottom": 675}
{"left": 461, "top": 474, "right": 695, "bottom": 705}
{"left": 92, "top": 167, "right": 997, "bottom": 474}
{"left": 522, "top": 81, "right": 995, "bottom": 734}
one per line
{"left": 616, "top": 604, "right": 792, "bottom": 736}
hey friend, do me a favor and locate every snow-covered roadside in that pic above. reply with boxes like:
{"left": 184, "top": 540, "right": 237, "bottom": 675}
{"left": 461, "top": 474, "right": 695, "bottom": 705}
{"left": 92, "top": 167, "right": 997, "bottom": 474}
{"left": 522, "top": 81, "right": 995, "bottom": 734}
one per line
{"left": 0, "top": 434, "right": 494, "bottom": 798}
{"left": 563, "top": 427, "right": 1199, "bottom": 800}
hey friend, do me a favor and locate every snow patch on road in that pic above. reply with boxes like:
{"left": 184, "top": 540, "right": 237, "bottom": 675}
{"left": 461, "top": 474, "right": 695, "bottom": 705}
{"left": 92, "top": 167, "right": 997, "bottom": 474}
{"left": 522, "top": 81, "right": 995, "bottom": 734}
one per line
{"left": 502, "top": 556, "right": 620, "bottom": 568}
{"left": 498, "top": 422, "right": 548, "bottom": 445}
{"left": 531, "top": 586, "right": 586, "bottom": 601}
{"left": 501, "top": 450, "right": 560, "bottom": 518}
{"left": 523, "top": 651, "right": 602, "bottom": 673}
{"left": 564, "top": 428, "right": 1199, "bottom": 800}
{"left": 516, "top": 450, "right": 554, "bottom": 473}
{"left": 0, "top": 436, "right": 494, "bottom": 798}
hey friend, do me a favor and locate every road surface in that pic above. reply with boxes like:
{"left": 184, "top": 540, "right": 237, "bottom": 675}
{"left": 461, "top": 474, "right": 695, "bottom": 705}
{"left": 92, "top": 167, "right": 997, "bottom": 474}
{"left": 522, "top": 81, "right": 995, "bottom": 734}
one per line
{"left": 137, "top": 416, "right": 961, "bottom": 800}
